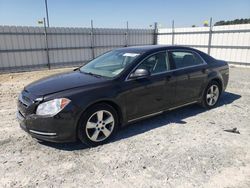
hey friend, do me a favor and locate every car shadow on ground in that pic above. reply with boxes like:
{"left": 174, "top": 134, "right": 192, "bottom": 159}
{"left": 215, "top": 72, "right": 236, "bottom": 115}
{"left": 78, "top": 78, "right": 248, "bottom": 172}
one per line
{"left": 40, "top": 91, "right": 241, "bottom": 151}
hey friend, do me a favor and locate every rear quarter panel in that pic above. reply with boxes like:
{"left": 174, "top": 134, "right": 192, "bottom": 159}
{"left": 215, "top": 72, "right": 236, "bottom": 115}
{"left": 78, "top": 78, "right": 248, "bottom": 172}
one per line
{"left": 209, "top": 60, "right": 229, "bottom": 91}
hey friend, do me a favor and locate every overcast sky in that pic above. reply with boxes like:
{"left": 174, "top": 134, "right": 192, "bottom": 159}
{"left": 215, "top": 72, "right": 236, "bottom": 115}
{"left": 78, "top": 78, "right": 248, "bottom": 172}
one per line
{"left": 0, "top": 0, "right": 250, "bottom": 28}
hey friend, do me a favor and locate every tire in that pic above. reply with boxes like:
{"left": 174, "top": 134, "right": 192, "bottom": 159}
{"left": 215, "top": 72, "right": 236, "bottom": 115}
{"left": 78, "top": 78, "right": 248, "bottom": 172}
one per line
{"left": 201, "top": 80, "right": 221, "bottom": 109}
{"left": 77, "top": 103, "right": 119, "bottom": 147}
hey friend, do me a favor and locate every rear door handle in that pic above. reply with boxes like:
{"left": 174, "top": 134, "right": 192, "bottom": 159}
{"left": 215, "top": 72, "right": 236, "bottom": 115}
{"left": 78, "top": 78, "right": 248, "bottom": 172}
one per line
{"left": 166, "top": 75, "right": 172, "bottom": 81}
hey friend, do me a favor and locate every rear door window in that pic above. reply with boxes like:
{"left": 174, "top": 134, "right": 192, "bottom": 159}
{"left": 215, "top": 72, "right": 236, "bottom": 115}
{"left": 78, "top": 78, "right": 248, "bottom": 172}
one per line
{"left": 169, "top": 51, "right": 204, "bottom": 69}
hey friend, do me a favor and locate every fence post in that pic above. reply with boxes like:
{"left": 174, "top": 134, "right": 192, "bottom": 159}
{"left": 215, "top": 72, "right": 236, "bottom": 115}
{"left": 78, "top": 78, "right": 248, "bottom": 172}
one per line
{"left": 154, "top": 22, "right": 158, "bottom": 45}
{"left": 172, "top": 20, "right": 175, "bottom": 45}
{"left": 125, "top": 21, "right": 129, "bottom": 47}
{"left": 208, "top": 17, "right": 213, "bottom": 55}
{"left": 45, "top": 0, "right": 50, "bottom": 27}
{"left": 90, "top": 20, "right": 95, "bottom": 59}
{"left": 43, "top": 17, "right": 50, "bottom": 69}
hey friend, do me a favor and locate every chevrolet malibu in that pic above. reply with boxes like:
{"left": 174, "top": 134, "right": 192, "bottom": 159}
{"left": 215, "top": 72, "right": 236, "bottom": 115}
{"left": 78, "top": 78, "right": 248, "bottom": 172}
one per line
{"left": 17, "top": 45, "right": 229, "bottom": 146}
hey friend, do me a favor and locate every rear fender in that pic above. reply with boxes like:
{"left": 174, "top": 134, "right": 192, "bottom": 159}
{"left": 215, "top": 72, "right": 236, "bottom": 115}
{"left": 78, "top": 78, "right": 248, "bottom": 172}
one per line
{"left": 198, "top": 71, "right": 223, "bottom": 101}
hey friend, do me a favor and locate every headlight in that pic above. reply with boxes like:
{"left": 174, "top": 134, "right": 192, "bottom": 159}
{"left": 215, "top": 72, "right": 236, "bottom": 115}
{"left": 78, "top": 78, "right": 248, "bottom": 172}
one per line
{"left": 36, "top": 98, "right": 71, "bottom": 116}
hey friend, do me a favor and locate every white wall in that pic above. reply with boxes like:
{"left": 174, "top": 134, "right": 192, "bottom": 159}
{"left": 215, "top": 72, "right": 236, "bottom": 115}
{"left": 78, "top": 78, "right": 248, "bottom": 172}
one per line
{"left": 158, "top": 24, "right": 250, "bottom": 64}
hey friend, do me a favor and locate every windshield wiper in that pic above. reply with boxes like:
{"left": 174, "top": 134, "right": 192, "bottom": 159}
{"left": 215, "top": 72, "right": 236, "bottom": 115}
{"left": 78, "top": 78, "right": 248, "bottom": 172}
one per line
{"left": 73, "top": 67, "right": 80, "bottom": 71}
{"left": 83, "top": 71, "right": 103, "bottom": 78}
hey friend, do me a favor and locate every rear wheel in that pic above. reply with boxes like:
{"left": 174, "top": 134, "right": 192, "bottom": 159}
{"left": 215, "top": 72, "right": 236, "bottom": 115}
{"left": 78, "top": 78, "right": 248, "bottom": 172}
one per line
{"left": 202, "top": 81, "right": 221, "bottom": 109}
{"left": 78, "top": 103, "right": 118, "bottom": 147}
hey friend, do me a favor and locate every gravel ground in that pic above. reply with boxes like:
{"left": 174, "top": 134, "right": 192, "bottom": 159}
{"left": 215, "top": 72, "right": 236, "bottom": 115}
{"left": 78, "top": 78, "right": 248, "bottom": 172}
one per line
{"left": 0, "top": 66, "right": 250, "bottom": 188}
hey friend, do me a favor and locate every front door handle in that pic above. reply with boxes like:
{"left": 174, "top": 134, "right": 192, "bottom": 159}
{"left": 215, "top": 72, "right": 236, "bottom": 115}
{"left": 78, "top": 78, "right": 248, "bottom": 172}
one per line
{"left": 202, "top": 68, "right": 208, "bottom": 74}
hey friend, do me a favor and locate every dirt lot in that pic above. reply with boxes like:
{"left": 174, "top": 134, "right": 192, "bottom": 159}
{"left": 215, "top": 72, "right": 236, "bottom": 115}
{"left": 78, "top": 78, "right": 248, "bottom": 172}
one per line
{"left": 0, "top": 66, "right": 250, "bottom": 188}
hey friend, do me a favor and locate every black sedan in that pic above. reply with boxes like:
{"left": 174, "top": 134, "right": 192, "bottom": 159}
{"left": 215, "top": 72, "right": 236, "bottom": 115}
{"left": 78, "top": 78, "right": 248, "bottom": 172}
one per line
{"left": 17, "top": 45, "right": 229, "bottom": 146}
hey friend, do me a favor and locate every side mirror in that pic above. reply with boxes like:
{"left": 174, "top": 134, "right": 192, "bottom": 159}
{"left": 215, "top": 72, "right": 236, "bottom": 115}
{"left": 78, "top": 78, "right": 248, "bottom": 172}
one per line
{"left": 129, "top": 68, "right": 150, "bottom": 79}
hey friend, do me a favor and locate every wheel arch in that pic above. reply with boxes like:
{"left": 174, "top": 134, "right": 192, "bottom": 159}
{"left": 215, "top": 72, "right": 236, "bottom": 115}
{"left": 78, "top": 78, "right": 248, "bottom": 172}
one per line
{"left": 92, "top": 100, "right": 123, "bottom": 125}
{"left": 199, "top": 73, "right": 224, "bottom": 101}
{"left": 76, "top": 99, "right": 123, "bottom": 130}
{"left": 210, "top": 77, "right": 223, "bottom": 92}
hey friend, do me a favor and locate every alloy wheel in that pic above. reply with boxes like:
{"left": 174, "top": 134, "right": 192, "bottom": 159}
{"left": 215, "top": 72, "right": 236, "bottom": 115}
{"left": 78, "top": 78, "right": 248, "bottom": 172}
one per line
{"left": 85, "top": 110, "right": 115, "bottom": 142}
{"left": 206, "top": 85, "right": 220, "bottom": 106}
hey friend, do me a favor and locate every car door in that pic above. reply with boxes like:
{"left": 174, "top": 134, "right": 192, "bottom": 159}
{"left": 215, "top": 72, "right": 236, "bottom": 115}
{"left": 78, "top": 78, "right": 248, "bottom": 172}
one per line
{"left": 124, "top": 51, "right": 176, "bottom": 121}
{"left": 168, "top": 50, "right": 208, "bottom": 105}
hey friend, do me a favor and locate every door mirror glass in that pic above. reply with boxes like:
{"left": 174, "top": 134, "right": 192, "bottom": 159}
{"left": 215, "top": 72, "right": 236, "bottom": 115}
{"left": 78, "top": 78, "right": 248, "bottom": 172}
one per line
{"left": 129, "top": 68, "right": 150, "bottom": 79}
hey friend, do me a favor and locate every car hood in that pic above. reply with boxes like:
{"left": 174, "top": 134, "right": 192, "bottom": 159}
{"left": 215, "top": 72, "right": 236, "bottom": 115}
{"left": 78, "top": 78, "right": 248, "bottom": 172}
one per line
{"left": 24, "top": 70, "right": 109, "bottom": 96}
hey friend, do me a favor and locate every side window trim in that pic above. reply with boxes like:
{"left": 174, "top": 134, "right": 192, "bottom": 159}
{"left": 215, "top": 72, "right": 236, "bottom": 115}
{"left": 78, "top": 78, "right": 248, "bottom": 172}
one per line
{"left": 125, "top": 49, "right": 207, "bottom": 81}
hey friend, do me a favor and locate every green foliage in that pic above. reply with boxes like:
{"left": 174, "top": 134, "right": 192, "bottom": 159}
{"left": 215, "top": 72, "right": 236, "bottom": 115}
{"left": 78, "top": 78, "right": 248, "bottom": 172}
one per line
{"left": 214, "top": 18, "right": 250, "bottom": 26}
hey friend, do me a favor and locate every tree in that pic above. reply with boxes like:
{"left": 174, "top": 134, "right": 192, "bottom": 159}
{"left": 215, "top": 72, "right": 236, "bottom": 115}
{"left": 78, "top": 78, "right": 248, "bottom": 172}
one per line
{"left": 214, "top": 18, "right": 250, "bottom": 26}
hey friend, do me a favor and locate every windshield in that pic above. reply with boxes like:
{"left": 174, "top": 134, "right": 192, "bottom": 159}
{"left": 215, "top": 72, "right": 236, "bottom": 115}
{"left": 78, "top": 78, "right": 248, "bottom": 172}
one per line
{"left": 80, "top": 51, "right": 140, "bottom": 78}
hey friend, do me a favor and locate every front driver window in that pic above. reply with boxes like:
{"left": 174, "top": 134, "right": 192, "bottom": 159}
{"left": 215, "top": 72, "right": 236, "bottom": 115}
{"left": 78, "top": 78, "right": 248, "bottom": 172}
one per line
{"left": 137, "top": 51, "right": 170, "bottom": 74}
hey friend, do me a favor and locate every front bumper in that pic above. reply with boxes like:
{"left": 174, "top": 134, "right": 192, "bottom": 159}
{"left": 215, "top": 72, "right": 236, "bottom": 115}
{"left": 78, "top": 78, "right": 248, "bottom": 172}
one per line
{"left": 17, "top": 110, "right": 77, "bottom": 143}
{"left": 17, "top": 89, "right": 82, "bottom": 143}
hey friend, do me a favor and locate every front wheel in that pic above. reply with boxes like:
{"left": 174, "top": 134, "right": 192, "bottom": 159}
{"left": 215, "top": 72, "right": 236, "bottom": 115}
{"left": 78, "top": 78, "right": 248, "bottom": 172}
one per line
{"left": 77, "top": 103, "right": 118, "bottom": 147}
{"left": 202, "top": 81, "right": 221, "bottom": 109}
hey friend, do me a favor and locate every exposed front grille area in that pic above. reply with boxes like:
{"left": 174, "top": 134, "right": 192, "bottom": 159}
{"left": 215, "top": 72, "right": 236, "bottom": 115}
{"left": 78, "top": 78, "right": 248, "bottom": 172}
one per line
{"left": 17, "top": 110, "right": 25, "bottom": 120}
{"left": 17, "top": 90, "right": 37, "bottom": 117}
{"left": 19, "top": 99, "right": 28, "bottom": 108}
{"left": 18, "top": 93, "right": 31, "bottom": 108}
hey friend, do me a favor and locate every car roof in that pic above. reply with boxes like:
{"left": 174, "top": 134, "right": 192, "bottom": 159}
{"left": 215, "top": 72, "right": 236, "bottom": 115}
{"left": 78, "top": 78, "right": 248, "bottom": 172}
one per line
{"left": 115, "top": 45, "right": 196, "bottom": 53}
